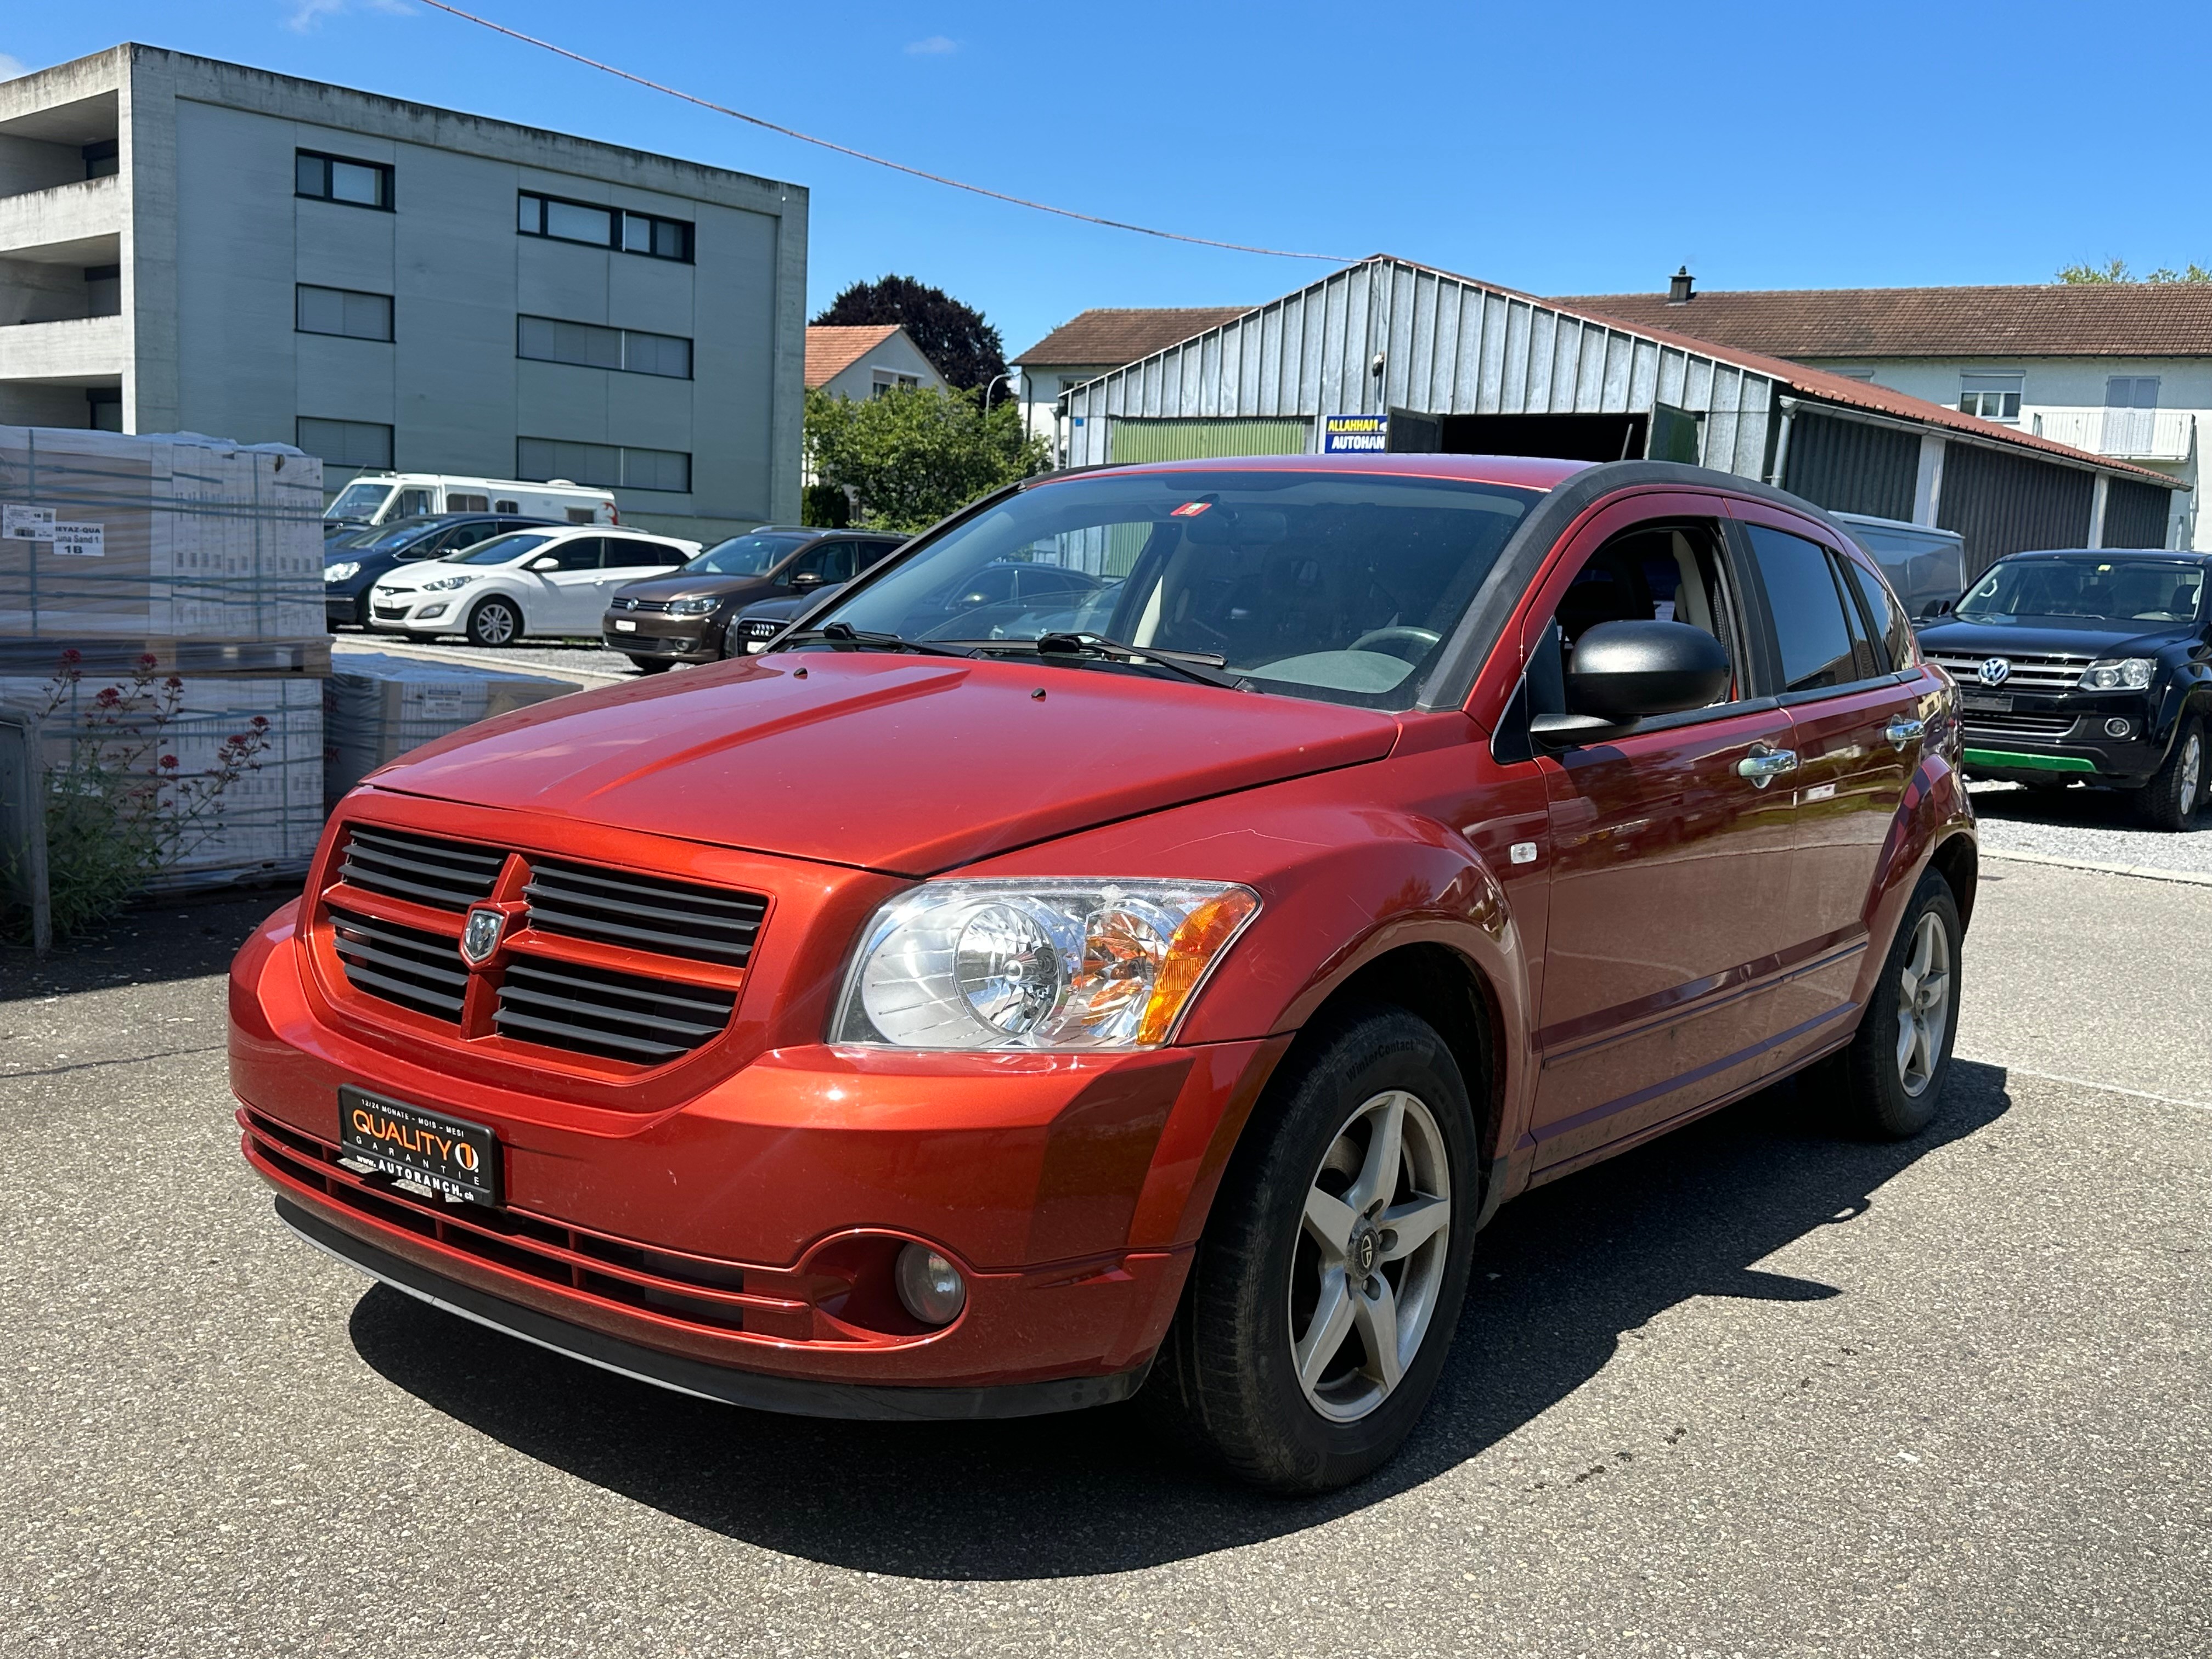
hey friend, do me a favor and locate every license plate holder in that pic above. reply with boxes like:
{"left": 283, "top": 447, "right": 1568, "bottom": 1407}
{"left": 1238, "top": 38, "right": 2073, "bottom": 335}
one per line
{"left": 1962, "top": 692, "right": 2013, "bottom": 713}
{"left": 338, "top": 1086, "right": 501, "bottom": 1206}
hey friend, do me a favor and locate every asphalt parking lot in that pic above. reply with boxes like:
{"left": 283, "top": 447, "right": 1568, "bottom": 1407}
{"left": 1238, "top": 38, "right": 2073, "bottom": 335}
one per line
{"left": 4, "top": 845, "right": 2209, "bottom": 1656}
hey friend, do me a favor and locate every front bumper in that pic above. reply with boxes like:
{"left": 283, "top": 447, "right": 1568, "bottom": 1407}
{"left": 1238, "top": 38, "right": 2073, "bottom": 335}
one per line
{"left": 367, "top": 592, "right": 466, "bottom": 633}
{"left": 232, "top": 903, "right": 1276, "bottom": 1406}
{"left": 1959, "top": 695, "right": 2165, "bottom": 783}
{"left": 601, "top": 610, "right": 720, "bottom": 662}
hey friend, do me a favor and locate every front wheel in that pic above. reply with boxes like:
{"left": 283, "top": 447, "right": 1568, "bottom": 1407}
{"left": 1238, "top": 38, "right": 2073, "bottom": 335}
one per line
{"left": 1823, "top": 869, "right": 1962, "bottom": 1140}
{"left": 1158, "top": 1006, "right": 1479, "bottom": 1493}
{"left": 2138, "top": 716, "right": 2205, "bottom": 832}
{"left": 465, "top": 596, "right": 522, "bottom": 648}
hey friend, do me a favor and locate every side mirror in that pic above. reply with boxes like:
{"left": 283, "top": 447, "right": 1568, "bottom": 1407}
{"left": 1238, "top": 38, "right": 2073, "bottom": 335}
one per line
{"left": 1532, "top": 620, "right": 1731, "bottom": 747}
{"left": 788, "top": 569, "right": 824, "bottom": 589}
{"left": 528, "top": 555, "right": 562, "bottom": 572}
{"left": 1921, "top": 597, "right": 1955, "bottom": 619}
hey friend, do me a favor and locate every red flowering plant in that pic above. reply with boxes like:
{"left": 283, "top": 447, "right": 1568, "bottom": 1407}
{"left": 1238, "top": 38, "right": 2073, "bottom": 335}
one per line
{"left": 5, "top": 651, "right": 272, "bottom": 941}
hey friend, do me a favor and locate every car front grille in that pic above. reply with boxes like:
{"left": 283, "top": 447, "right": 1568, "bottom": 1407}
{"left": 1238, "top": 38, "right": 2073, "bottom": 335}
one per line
{"left": 494, "top": 957, "right": 737, "bottom": 1064}
{"left": 340, "top": 826, "right": 505, "bottom": 911}
{"left": 1929, "top": 651, "right": 2093, "bottom": 694}
{"left": 372, "top": 603, "right": 411, "bottom": 619}
{"left": 523, "top": 862, "right": 765, "bottom": 966}
{"left": 1962, "top": 709, "right": 2077, "bottom": 738}
{"left": 330, "top": 907, "right": 472, "bottom": 1020}
{"left": 609, "top": 596, "right": 677, "bottom": 613}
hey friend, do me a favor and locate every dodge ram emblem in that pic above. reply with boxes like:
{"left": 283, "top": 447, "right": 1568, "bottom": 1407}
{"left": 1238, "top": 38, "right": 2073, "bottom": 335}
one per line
{"left": 1977, "top": 657, "right": 2012, "bottom": 687}
{"left": 460, "top": 905, "right": 506, "bottom": 966}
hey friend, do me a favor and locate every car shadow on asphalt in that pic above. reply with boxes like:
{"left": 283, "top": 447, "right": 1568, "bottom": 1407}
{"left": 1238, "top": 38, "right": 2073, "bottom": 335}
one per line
{"left": 347, "top": 1061, "right": 2012, "bottom": 1580}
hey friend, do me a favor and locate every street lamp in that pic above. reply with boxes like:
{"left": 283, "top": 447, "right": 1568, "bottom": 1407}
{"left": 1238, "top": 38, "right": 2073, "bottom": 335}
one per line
{"left": 981, "top": 372, "right": 1013, "bottom": 415}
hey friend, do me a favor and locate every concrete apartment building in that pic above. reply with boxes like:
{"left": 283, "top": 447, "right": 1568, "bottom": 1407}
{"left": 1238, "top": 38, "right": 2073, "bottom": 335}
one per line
{"left": 0, "top": 44, "right": 808, "bottom": 539}
{"left": 1557, "top": 278, "right": 2212, "bottom": 552}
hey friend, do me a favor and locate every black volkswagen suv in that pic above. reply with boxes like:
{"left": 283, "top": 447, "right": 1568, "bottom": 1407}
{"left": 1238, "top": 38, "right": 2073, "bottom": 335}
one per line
{"left": 1918, "top": 548, "right": 2211, "bottom": 828}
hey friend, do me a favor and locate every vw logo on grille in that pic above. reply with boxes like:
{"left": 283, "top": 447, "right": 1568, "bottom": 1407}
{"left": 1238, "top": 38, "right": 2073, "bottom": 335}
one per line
{"left": 460, "top": 905, "right": 506, "bottom": 967}
{"left": 1977, "top": 657, "right": 2012, "bottom": 687}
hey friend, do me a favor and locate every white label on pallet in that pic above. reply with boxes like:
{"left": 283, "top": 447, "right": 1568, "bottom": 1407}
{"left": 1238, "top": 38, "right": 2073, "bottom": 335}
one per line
{"left": 52, "top": 522, "right": 103, "bottom": 557}
{"left": 2, "top": 505, "right": 57, "bottom": 540}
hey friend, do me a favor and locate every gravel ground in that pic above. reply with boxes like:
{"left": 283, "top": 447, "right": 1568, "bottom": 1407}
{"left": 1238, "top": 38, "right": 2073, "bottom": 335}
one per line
{"left": 332, "top": 629, "right": 651, "bottom": 682}
{"left": 1969, "top": 780, "right": 2212, "bottom": 875}
{"left": 3, "top": 865, "right": 2209, "bottom": 1657}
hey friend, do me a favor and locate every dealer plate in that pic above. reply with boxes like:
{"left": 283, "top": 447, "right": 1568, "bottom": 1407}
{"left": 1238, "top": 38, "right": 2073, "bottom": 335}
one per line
{"left": 338, "top": 1086, "right": 500, "bottom": 1206}
{"left": 1961, "top": 692, "right": 2013, "bottom": 713}
{"left": 613, "top": 618, "right": 637, "bottom": 632}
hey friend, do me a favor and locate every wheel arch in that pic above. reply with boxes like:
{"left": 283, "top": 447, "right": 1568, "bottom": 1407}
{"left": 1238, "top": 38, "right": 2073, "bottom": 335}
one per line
{"left": 1928, "top": 831, "right": 1979, "bottom": 933}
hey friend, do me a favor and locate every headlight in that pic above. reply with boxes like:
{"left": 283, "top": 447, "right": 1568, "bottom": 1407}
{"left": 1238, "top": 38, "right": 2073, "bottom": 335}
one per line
{"left": 324, "top": 561, "right": 360, "bottom": 583}
{"left": 418, "top": 572, "right": 479, "bottom": 592}
{"left": 833, "top": 880, "right": 1260, "bottom": 1051}
{"left": 667, "top": 596, "right": 719, "bottom": 617}
{"left": 2079, "top": 657, "right": 2155, "bottom": 691}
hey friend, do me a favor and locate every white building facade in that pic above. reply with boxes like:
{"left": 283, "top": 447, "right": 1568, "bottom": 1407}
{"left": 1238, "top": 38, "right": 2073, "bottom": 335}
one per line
{"left": 0, "top": 44, "right": 810, "bottom": 540}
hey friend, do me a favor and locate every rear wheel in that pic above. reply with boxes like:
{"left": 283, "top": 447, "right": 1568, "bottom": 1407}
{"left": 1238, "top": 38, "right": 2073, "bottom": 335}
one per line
{"left": 1158, "top": 1006, "right": 1479, "bottom": 1493}
{"left": 2139, "top": 716, "right": 2204, "bottom": 832}
{"left": 465, "top": 596, "right": 521, "bottom": 648}
{"left": 1824, "top": 870, "right": 1961, "bottom": 1140}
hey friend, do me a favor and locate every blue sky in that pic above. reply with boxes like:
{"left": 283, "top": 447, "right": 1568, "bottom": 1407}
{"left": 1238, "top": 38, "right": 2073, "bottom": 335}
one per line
{"left": 8, "top": 2, "right": 2211, "bottom": 360}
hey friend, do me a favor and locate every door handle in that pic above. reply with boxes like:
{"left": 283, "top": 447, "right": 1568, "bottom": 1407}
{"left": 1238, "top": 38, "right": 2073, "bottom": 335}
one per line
{"left": 1886, "top": 715, "right": 1926, "bottom": 749}
{"left": 1736, "top": 746, "right": 1799, "bottom": 788}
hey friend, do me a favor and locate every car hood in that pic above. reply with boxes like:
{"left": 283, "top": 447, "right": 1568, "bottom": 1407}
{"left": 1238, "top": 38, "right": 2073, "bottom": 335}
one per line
{"left": 373, "top": 560, "right": 506, "bottom": 591}
{"left": 364, "top": 653, "right": 1401, "bottom": 875}
{"left": 1918, "top": 618, "right": 2190, "bottom": 659}
{"left": 610, "top": 572, "right": 783, "bottom": 606}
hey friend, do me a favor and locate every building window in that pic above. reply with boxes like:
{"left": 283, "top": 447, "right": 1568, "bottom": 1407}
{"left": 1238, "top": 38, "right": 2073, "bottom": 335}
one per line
{"left": 517, "top": 193, "right": 692, "bottom": 261}
{"left": 296, "top": 284, "right": 394, "bottom": 342}
{"left": 295, "top": 150, "right": 393, "bottom": 211}
{"left": 517, "top": 437, "right": 691, "bottom": 493}
{"left": 298, "top": 417, "right": 395, "bottom": 470}
{"left": 2107, "top": 375, "right": 2160, "bottom": 408}
{"left": 82, "top": 140, "right": 118, "bottom": 180}
{"left": 871, "top": 370, "right": 922, "bottom": 397}
{"left": 1959, "top": 373, "right": 2023, "bottom": 422}
{"left": 516, "top": 315, "right": 692, "bottom": 378}
{"left": 84, "top": 265, "right": 121, "bottom": 318}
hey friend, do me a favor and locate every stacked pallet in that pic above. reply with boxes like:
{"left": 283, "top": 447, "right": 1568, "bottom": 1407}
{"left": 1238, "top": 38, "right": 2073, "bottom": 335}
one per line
{"left": 323, "top": 650, "right": 571, "bottom": 808}
{"left": 0, "top": 426, "right": 329, "bottom": 894}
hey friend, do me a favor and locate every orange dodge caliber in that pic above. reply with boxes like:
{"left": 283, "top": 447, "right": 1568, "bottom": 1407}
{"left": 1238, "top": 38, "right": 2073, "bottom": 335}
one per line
{"left": 232, "top": 456, "right": 1974, "bottom": 1492}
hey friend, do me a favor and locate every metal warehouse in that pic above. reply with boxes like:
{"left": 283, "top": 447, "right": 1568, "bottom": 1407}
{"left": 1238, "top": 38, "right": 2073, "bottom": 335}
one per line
{"left": 1058, "top": 257, "right": 2184, "bottom": 578}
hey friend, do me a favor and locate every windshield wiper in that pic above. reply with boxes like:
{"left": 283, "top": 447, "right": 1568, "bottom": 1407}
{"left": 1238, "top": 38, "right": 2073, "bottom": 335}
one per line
{"left": 995, "top": 631, "right": 1243, "bottom": 690}
{"left": 774, "top": 622, "right": 978, "bottom": 659}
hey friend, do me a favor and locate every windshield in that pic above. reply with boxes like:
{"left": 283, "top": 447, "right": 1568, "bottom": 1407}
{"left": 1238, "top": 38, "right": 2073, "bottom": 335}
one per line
{"left": 326, "top": 481, "right": 395, "bottom": 522}
{"left": 812, "top": 470, "right": 1538, "bottom": 709}
{"left": 685, "top": 533, "right": 811, "bottom": 577}
{"left": 447, "top": 531, "right": 557, "bottom": 566}
{"left": 1957, "top": 556, "right": 2204, "bottom": 626}
{"left": 352, "top": 520, "right": 442, "bottom": 552}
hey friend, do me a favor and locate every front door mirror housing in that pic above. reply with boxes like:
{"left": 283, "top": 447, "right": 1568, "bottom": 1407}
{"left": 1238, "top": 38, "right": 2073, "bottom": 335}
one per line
{"left": 788, "top": 569, "right": 825, "bottom": 589}
{"left": 1533, "top": 619, "right": 1732, "bottom": 748}
{"left": 528, "top": 554, "right": 562, "bottom": 572}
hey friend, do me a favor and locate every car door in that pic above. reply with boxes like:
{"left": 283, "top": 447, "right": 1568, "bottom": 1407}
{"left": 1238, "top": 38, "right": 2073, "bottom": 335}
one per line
{"left": 529, "top": 536, "right": 607, "bottom": 632}
{"left": 1520, "top": 498, "right": 1803, "bottom": 1172}
{"left": 1729, "top": 508, "right": 1926, "bottom": 1065}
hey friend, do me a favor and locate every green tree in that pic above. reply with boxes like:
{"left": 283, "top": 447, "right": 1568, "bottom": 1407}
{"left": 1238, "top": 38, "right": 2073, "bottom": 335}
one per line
{"left": 812, "top": 275, "right": 1008, "bottom": 391}
{"left": 2057, "top": 258, "right": 2212, "bottom": 284}
{"left": 805, "top": 383, "right": 1048, "bottom": 534}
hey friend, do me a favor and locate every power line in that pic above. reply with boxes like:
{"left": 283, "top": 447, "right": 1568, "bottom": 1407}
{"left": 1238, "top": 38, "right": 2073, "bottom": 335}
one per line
{"left": 413, "top": 0, "right": 1352, "bottom": 263}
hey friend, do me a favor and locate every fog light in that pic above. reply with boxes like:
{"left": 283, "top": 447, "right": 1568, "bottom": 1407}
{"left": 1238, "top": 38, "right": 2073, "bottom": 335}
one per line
{"left": 893, "top": 1243, "right": 966, "bottom": 1325}
{"left": 2105, "top": 718, "right": 2132, "bottom": 738}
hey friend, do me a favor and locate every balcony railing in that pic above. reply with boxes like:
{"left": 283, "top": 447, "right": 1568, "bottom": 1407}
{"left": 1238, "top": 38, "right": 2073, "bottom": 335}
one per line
{"left": 2030, "top": 405, "right": 2197, "bottom": 462}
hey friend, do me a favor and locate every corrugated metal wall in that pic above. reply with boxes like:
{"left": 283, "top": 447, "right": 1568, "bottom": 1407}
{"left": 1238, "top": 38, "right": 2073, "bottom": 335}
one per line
{"left": 1108, "top": 418, "right": 1312, "bottom": 464}
{"left": 1938, "top": 442, "right": 2097, "bottom": 579}
{"left": 1782, "top": 413, "right": 1918, "bottom": 521}
{"left": 1063, "top": 258, "right": 1778, "bottom": 477}
{"left": 2101, "top": 477, "right": 2172, "bottom": 549}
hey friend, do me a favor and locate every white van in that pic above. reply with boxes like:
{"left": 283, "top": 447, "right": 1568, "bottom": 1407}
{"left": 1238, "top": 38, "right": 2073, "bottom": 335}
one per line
{"left": 324, "top": 472, "right": 619, "bottom": 533}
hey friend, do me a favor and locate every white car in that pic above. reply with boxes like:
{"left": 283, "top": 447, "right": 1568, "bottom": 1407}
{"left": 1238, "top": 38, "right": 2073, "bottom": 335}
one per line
{"left": 368, "top": 526, "right": 700, "bottom": 646}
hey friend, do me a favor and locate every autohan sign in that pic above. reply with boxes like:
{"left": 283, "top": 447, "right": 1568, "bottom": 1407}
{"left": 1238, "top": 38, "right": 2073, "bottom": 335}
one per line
{"left": 1321, "top": 414, "right": 1389, "bottom": 454}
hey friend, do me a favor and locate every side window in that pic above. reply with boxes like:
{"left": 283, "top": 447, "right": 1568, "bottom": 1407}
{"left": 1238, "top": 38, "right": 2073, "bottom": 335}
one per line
{"left": 602, "top": 538, "right": 678, "bottom": 568}
{"left": 814, "top": 542, "right": 859, "bottom": 584}
{"left": 1743, "top": 525, "right": 1860, "bottom": 693}
{"left": 546, "top": 537, "right": 603, "bottom": 572}
{"left": 858, "top": 539, "right": 901, "bottom": 571}
{"left": 1534, "top": 520, "right": 1745, "bottom": 716}
{"left": 437, "top": 521, "right": 498, "bottom": 552}
{"left": 1842, "top": 559, "right": 1911, "bottom": 672}
{"left": 784, "top": 543, "right": 839, "bottom": 583}
{"left": 394, "top": 488, "right": 435, "bottom": 518}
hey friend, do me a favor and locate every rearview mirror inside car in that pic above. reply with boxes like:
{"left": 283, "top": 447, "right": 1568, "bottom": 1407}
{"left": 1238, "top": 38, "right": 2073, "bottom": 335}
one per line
{"left": 1534, "top": 619, "right": 1731, "bottom": 748}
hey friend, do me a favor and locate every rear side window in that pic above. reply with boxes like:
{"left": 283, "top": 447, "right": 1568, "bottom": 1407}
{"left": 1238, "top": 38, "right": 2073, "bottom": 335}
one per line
{"left": 859, "top": 539, "right": 901, "bottom": 571}
{"left": 602, "top": 538, "right": 679, "bottom": 568}
{"left": 543, "top": 537, "right": 603, "bottom": 572}
{"left": 1842, "top": 559, "right": 1911, "bottom": 672}
{"left": 1745, "top": 526, "right": 1859, "bottom": 693}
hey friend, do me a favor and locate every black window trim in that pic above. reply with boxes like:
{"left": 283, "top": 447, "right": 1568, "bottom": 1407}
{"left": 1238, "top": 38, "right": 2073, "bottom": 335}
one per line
{"left": 295, "top": 148, "right": 395, "bottom": 212}
{"left": 515, "top": 190, "right": 695, "bottom": 263}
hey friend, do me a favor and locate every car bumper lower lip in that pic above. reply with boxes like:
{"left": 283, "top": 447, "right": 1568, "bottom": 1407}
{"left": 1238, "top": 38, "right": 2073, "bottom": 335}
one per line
{"left": 1961, "top": 729, "right": 2163, "bottom": 781}
{"left": 603, "top": 629, "right": 714, "bottom": 661}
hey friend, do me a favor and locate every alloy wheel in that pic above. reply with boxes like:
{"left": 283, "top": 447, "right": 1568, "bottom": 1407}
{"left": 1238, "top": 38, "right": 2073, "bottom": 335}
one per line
{"left": 1289, "top": 1088, "right": 1452, "bottom": 1423}
{"left": 473, "top": 601, "right": 517, "bottom": 646}
{"left": 2183, "top": 733, "right": 2204, "bottom": 813}
{"left": 1894, "top": 912, "right": 1952, "bottom": 1098}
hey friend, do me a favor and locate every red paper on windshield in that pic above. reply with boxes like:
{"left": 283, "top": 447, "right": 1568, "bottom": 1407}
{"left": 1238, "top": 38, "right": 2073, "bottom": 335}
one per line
{"left": 1170, "top": 501, "right": 1212, "bottom": 517}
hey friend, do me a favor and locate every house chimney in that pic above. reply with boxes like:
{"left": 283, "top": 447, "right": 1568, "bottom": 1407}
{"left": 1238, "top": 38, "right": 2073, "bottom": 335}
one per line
{"left": 1668, "top": 267, "right": 1695, "bottom": 304}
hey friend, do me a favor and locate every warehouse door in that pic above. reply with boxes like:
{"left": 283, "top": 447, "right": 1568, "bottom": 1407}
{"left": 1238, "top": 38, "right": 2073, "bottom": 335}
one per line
{"left": 1108, "top": 418, "right": 1312, "bottom": 464}
{"left": 1437, "top": 413, "right": 1650, "bottom": 463}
